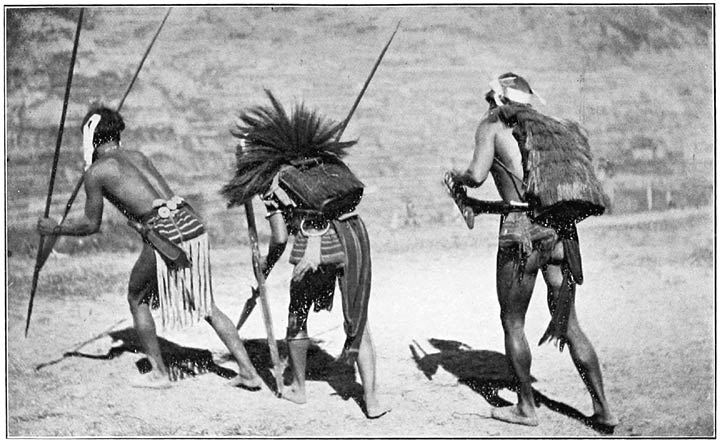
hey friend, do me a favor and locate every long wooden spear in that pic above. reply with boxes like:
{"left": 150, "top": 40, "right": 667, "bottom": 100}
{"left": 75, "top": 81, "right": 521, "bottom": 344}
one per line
{"left": 116, "top": 7, "right": 172, "bottom": 111}
{"left": 334, "top": 20, "right": 401, "bottom": 142}
{"left": 25, "top": 8, "right": 84, "bottom": 337}
{"left": 37, "top": 7, "right": 173, "bottom": 270}
{"left": 237, "top": 21, "right": 402, "bottom": 332}
{"left": 25, "top": 8, "right": 172, "bottom": 336}
{"left": 243, "top": 200, "right": 285, "bottom": 396}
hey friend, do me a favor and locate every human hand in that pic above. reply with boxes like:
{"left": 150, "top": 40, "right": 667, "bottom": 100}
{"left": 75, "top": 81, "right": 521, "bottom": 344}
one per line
{"left": 291, "top": 236, "right": 321, "bottom": 282}
{"left": 259, "top": 255, "right": 271, "bottom": 278}
{"left": 443, "top": 171, "right": 467, "bottom": 199}
{"left": 252, "top": 255, "right": 269, "bottom": 280}
{"left": 37, "top": 217, "right": 59, "bottom": 236}
{"left": 444, "top": 170, "right": 464, "bottom": 190}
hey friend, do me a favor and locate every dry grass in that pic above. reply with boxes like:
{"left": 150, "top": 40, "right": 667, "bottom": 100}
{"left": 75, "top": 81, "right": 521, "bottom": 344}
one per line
{"left": 6, "top": 208, "right": 714, "bottom": 437}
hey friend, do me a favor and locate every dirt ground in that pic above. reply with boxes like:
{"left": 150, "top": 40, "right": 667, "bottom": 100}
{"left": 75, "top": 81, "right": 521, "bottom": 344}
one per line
{"left": 5, "top": 207, "right": 715, "bottom": 438}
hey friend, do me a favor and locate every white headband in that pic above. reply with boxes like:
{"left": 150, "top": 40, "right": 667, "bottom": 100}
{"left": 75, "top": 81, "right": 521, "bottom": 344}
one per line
{"left": 83, "top": 114, "right": 102, "bottom": 170}
{"left": 489, "top": 77, "right": 546, "bottom": 106}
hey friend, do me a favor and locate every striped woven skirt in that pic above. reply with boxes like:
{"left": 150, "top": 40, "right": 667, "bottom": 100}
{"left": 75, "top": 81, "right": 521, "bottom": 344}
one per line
{"left": 144, "top": 204, "right": 213, "bottom": 330}
{"left": 154, "top": 233, "right": 214, "bottom": 330}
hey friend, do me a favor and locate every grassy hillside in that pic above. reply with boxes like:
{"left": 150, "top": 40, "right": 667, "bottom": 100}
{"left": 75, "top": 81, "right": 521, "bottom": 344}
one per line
{"left": 5, "top": 5, "right": 714, "bottom": 255}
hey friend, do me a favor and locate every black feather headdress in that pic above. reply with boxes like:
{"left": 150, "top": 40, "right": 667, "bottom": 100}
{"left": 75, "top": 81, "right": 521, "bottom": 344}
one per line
{"left": 222, "top": 90, "right": 358, "bottom": 207}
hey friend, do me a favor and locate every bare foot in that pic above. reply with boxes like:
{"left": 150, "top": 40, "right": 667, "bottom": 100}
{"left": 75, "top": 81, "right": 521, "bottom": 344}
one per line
{"left": 228, "top": 375, "right": 263, "bottom": 391}
{"left": 491, "top": 406, "right": 539, "bottom": 427}
{"left": 130, "top": 373, "right": 172, "bottom": 390}
{"left": 590, "top": 412, "right": 619, "bottom": 427}
{"left": 281, "top": 385, "right": 307, "bottom": 404}
{"left": 365, "top": 402, "right": 391, "bottom": 419}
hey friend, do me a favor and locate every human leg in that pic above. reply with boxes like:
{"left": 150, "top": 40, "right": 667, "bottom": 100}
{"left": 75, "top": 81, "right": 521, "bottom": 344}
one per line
{"left": 491, "top": 247, "right": 540, "bottom": 426}
{"left": 543, "top": 264, "right": 618, "bottom": 426}
{"left": 355, "top": 324, "right": 389, "bottom": 418}
{"left": 205, "top": 304, "right": 262, "bottom": 390}
{"left": 127, "top": 244, "right": 171, "bottom": 388}
{"left": 284, "top": 322, "right": 310, "bottom": 405}
{"left": 282, "top": 267, "right": 339, "bottom": 404}
{"left": 565, "top": 308, "right": 618, "bottom": 426}
{"left": 281, "top": 272, "right": 315, "bottom": 404}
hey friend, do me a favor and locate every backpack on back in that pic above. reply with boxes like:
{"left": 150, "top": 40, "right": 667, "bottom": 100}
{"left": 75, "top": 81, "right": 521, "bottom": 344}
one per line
{"left": 498, "top": 105, "right": 610, "bottom": 227}
{"left": 278, "top": 157, "right": 364, "bottom": 219}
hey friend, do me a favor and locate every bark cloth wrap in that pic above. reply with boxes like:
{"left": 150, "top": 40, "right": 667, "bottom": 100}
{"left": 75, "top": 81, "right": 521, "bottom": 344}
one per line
{"left": 139, "top": 199, "right": 213, "bottom": 331}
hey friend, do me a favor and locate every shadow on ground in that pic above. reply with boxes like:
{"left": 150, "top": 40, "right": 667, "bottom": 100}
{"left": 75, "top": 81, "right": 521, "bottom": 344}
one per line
{"left": 35, "top": 327, "right": 365, "bottom": 412}
{"left": 409, "top": 338, "right": 614, "bottom": 435}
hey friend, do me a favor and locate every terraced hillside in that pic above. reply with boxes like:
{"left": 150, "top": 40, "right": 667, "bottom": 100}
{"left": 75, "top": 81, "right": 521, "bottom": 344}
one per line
{"left": 6, "top": 6, "right": 714, "bottom": 254}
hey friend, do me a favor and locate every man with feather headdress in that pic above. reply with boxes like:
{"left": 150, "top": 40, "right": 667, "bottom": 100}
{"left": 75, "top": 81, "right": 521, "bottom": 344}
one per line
{"left": 38, "top": 105, "right": 262, "bottom": 390}
{"left": 446, "top": 73, "right": 617, "bottom": 428}
{"left": 222, "top": 91, "right": 388, "bottom": 419}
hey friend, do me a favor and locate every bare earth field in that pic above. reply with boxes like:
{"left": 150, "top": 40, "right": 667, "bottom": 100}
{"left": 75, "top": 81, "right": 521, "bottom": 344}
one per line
{"left": 6, "top": 208, "right": 714, "bottom": 437}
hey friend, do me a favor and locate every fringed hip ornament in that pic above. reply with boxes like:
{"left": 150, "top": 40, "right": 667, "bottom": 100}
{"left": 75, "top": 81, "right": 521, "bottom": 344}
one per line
{"left": 538, "top": 262, "right": 575, "bottom": 352}
{"left": 155, "top": 233, "right": 214, "bottom": 330}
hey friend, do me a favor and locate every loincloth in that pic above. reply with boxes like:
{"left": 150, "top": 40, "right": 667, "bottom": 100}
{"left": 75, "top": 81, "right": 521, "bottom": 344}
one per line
{"left": 141, "top": 198, "right": 213, "bottom": 330}
{"left": 498, "top": 212, "right": 584, "bottom": 352}
{"left": 498, "top": 211, "right": 557, "bottom": 256}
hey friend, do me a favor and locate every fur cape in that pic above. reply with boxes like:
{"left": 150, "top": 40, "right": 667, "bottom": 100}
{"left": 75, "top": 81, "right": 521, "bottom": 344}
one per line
{"left": 497, "top": 104, "right": 610, "bottom": 226}
{"left": 222, "top": 90, "right": 358, "bottom": 207}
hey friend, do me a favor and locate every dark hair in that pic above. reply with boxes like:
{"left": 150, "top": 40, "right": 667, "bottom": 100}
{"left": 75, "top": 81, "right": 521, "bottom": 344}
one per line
{"left": 486, "top": 72, "right": 535, "bottom": 108}
{"left": 485, "top": 90, "right": 498, "bottom": 108}
{"left": 81, "top": 105, "right": 125, "bottom": 147}
{"left": 499, "top": 72, "right": 533, "bottom": 94}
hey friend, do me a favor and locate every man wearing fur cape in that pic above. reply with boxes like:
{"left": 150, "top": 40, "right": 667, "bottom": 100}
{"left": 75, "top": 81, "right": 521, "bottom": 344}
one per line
{"left": 38, "top": 105, "right": 262, "bottom": 390}
{"left": 446, "top": 73, "right": 617, "bottom": 428}
{"left": 222, "top": 91, "right": 389, "bottom": 419}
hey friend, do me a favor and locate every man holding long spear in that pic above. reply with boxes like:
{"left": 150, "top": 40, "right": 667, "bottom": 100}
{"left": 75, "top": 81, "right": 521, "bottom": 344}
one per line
{"left": 37, "top": 105, "right": 263, "bottom": 390}
{"left": 223, "top": 23, "right": 398, "bottom": 418}
{"left": 222, "top": 91, "right": 388, "bottom": 418}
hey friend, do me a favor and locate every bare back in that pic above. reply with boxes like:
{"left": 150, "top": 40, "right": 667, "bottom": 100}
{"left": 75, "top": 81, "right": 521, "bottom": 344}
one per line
{"left": 89, "top": 149, "right": 174, "bottom": 220}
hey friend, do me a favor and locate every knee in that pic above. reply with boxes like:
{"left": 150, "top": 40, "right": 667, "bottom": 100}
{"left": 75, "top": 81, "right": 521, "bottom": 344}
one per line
{"left": 499, "top": 311, "right": 524, "bottom": 333}
{"left": 203, "top": 303, "right": 219, "bottom": 322}
{"left": 128, "top": 285, "right": 153, "bottom": 311}
{"left": 127, "top": 290, "right": 143, "bottom": 310}
{"left": 286, "top": 313, "right": 307, "bottom": 338}
{"left": 543, "top": 267, "right": 564, "bottom": 288}
{"left": 564, "top": 319, "right": 586, "bottom": 342}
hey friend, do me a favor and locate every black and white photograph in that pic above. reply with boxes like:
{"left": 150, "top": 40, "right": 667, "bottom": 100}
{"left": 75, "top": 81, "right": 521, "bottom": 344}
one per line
{"left": 5, "top": 3, "right": 715, "bottom": 438}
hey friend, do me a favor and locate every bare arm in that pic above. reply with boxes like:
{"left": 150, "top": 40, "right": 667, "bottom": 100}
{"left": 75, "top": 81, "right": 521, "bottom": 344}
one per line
{"left": 453, "top": 118, "right": 497, "bottom": 188}
{"left": 37, "top": 169, "right": 104, "bottom": 236}
{"left": 262, "top": 211, "right": 288, "bottom": 277}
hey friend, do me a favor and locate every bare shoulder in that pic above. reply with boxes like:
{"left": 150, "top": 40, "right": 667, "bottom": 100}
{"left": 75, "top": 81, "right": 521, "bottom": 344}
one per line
{"left": 127, "top": 149, "right": 159, "bottom": 170}
{"left": 475, "top": 112, "right": 508, "bottom": 144}
{"left": 124, "top": 149, "right": 150, "bottom": 162}
{"left": 86, "top": 157, "right": 119, "bottom": 179}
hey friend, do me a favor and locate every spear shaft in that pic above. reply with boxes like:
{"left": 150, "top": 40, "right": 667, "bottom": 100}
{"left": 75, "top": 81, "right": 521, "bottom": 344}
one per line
{"left": 37, "top": 7, "right": 172, "bottom": 262}
{"left": 244, "top": 200, "right": 284, "bottom": 396}
{"left": 335, "top": 21, "right": 401, "bottom": 142}
{"left": 25, "top": 8, "right": 84, "bottom": 337}
{"left": 117, "top": 8, "right": 172, "bottom": 110}
{"left": 236, "top": 21, "right": 400, "bottom": 330}
{"left": 26, "top": 8, "right": 172, "bottom": 336}
{"left": 37, "top": 7, "right": 173, "bottom": 268}
{"left": 234, "top": 22, "right": 402, "bottom": 334}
